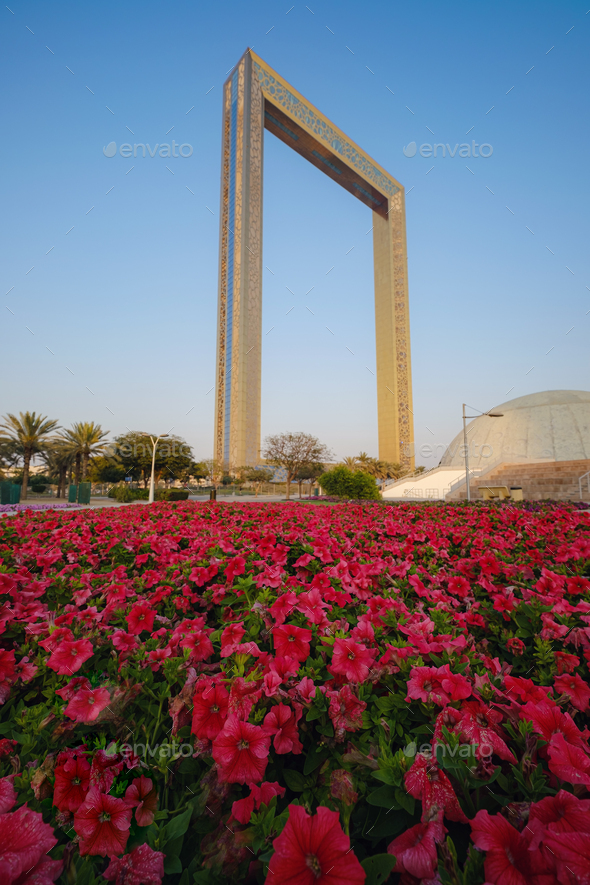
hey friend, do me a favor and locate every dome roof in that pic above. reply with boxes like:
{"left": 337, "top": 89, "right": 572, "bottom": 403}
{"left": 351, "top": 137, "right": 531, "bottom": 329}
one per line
{"left": 440, "top": 390, "right": 590, "bottom": 468}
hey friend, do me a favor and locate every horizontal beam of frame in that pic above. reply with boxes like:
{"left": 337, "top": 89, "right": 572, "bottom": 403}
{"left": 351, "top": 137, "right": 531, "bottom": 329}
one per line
{"left": 263, "top": 101, "right": 389, "bottom": 218}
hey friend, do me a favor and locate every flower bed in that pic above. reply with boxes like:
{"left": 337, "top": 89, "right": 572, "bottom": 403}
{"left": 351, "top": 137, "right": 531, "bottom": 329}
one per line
{"left": 0, "top": 500, "right": 589, "bottom": 884}
{"left": 0, "top": 502, "right": 80, "bottom": 514}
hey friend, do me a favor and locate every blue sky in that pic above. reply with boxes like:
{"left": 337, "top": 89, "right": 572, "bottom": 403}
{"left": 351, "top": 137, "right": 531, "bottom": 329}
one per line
{"left": 1, "top": 0, "right": 589, "bottom": 467}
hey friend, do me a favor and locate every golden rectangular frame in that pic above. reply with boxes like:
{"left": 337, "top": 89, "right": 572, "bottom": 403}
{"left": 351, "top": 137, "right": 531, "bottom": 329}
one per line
{"left": 215, "top": 50, "right": 414, "bottom": 469}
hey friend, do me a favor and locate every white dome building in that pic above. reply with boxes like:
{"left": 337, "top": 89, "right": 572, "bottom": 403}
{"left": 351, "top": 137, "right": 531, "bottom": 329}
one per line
{"left": 440, "top": 390, "right": 590, "bottom": 469}
{"left": 382, "top": 391, "right": 590, "bottom": 501}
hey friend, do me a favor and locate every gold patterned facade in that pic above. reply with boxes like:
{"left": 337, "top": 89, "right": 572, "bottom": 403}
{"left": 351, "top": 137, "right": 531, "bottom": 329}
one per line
{"left": 215, "top": 50, "right": 414, "bottom": 469}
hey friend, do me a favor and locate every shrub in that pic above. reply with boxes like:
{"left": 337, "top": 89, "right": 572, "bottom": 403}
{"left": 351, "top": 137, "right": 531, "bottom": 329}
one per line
{"left": 156, "top": 488, "right": 189, "bottom": 501}
{"left": 30, "top": 484, "right": 47, "bottom": 494}
{"left": 109, "top": 485, "right": 139, "bottom": 502}
{"left": 319, "top": 465, "right": 381, "bottom": 500}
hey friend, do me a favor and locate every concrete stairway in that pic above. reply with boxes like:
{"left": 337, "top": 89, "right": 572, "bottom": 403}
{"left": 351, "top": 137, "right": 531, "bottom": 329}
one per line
{"left": 446, "top": 459, "right": 590, "bottom": 502}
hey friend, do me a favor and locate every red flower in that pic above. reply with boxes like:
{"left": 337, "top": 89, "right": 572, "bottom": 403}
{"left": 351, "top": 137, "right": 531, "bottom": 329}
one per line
{"left": 506, "top": 637, "right": 526, "bottom": 656}
{"left": 55, "top": 676, "right": 92, "bottom": 701}
{"left": 0, "top": 803, "right": 61, "bottom": 883}
{"left": 405, "top": 754, "right": 468, "bottom": 823}
{"left": 554, "top": 672, "right": 590, "bottom": 711}
{"left": 74, "top": 786, "right": 132, "bottom": 857}
{"left": 547, "top": 733, "right": 590, "bottom": 786}
{"left": 104, "top": 843, "right": 165, "bottom": 885}
{"left": 191, "top": 682, "right": 229, "bottom": 740}
{"left": 406, "top": 666, "right": 449, "bottom": 706}
{"left": 262, "top": 703, "right": 303, "bottom": 754}
{"left": 328, "top": 684, "right": 366, "bottom": 739}
{"left": 266, "top": 804, "right": 365, "bottom": 884}
{"left": 220, "top": 622, "right": 246, "bottom": 656}
{"left": 212, "top": 716, "right": 270, "bottom": 784}
{"left": 179, "top": 629, "right": 214, "bottom": 662}
{"left": 126, "top": 603, "right": 155, "bottom": 635}
{"left": 65, "top": 687, "right": 111, "bottom": 723}
{"left": 231, "top": 781, "right": 285, "bottom": 825}
{"left": 329, "top": 638, "right": 376, "bottom": 683}
{"left": 530, "top": 789, "right": 590, "bottom": 835}
{"left": 89, "top": 749, "right": 124, "bottom": 792}
{"left": 437, "top": 664, "right": 472, "bottom": 701}
{"left": 273, "top": 624, "right": 312, "bottom": 662}
{"left": 455, "top": 700, "right": 516, "bottom": 763}
{"left": 125, "top": 775, "right": 158, "bottom": 827}
{"left": 470, "top": 809, "right": 540, "bottom": 885}
{"left": 554, "top": 651, "right": 580, "bottom": 675}
{"left": 47, "top": 638, "right": 93, "bottom": 675}
{"left": 542, "top": 832, "right": 590, "bottom": 883}
{"left": 0, "top": 776, "right": 16, "bottom": 813}
{"left": 521, "top": 701, "right": 587, "bottom": 750}
{"left": 387, "top": 817, "right": 445, "bottom": 879}
{"left": 53, "top": 753, "right": 91, "bottom": 812}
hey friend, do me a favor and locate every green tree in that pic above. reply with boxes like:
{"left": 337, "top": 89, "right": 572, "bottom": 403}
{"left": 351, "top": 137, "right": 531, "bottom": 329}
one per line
{"left": 203, "top": 459, "right": 224, "bottom": 490}
{"left": 294, "top": 462, "right": 326, "bottom": 499}
{"left": 114, "top": 432, "right": 194, "bottom": 488}
{"left": 0, "top": 412, "right": 59, "bottom": 499}
{"left": 87, "top": 455, "right": 126, "bottom": 484}
{"left": 319, "top": 465, "right": 381, "bottom": 500}
{"left": 39, "top": 443, "right": 74, "bottom": 498}
{"left": 0, "top": 438, "right": 21, "bottom": 480}
{"left": 59, "top": 422, "right": 109, "bottom": 484}
{"left": 262, "top": 432, "right": 332, "bottom": 500}
{"left": 241, "top": 466, "right": 274, "bottom": 496}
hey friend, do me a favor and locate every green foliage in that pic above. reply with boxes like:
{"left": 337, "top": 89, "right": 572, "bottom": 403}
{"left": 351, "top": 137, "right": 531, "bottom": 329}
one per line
{"left": 319, "top": 465, "right": 381, "bottom": 500}
{"left": 87, "top": 455, "right": 126, "bottom": 483}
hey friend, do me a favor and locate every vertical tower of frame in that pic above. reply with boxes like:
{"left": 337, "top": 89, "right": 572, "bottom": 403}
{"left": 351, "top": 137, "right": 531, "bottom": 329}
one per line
{"left": 215, "top": 52, "right": 263, "bottom": 467}
{"left": 215, "top": 50, "right": 414, "bottom": 470}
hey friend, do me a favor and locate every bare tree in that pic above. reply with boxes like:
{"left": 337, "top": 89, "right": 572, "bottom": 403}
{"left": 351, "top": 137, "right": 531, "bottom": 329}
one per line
{"left": 262, "top": 432, "right": 332, "bottom": 500}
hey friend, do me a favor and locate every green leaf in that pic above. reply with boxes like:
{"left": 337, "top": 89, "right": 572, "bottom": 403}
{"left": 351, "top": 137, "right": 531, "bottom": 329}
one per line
{"left": 361, "top": 854, "right": 397, "bottom": 885}
{"left": 367, "top": 785, "right": 400, "bottom": 809}
{"left": 283, "top": 769, "right": 307, "bottom": 792}
{"left": 465, "top": 766, "right": 500, "bottom": 789}
{"left": 395, "top": 789, "right": 415, "bottom": 815}
{"left": 316, "top": 722, "right": 334, "bottom": 737}
{"left": 165, "top": 805, "right": 192, "bottom": 841}
{"left": 371, "top": 770, "right": 396, "bottom": 786}
{"left": 164, "top": 855, "right": 183, "bottom": 874}
{"left": 303, "top": 747, "right": 330, "bottom": 775}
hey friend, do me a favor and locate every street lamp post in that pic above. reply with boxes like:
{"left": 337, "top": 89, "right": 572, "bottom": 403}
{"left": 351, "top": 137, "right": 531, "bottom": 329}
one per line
{"left": 462, "top": 405, "right": 503, "bottom": 503}
{"left": 139, "top": 433, "right": 169, "bottom": 503}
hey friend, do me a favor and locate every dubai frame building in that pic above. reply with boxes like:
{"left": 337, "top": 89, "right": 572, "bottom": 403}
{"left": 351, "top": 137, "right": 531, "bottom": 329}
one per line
{"left": 214, "top": 49, "right": 414, "bottom": 470}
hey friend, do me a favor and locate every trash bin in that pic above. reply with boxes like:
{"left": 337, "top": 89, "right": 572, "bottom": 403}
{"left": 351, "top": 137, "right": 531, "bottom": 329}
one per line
{"left": 9, "top": 484, "right": 20, "bottom": 505}
{"left": 209, "top": 489, "right": 217, "bottom": 501}
{"left": 68, "top": 484, "right": 77, "bottom": 503}
{"left": 77, "top": 482, "right": 91, "bottom": 504}
{"left": 313, "top": 488, "right": 319, "bottom": 497}
{"left": 0, "top": 481, "right": 11, "bottom": 505}
{"left": 509, "top": 487, "right": 523, "bottom": 502}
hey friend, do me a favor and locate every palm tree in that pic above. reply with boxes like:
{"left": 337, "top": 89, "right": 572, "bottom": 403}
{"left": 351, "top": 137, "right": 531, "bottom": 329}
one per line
{"left": 59, "top": 422, "right": 109, "bottom": 484}
{"left": 0, "top": 412, "right": 59, "bottom": 499}
{"left": 40, "top": 443, "right": 74, "bottom": 499}
{"left": 341, "top": 456, "right": 358, "bottom": 470}
{"left": 356, "top": 451, "right": 374, "bottom": 471}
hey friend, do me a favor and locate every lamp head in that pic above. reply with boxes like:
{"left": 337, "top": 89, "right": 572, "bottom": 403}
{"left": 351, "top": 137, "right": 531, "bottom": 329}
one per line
{"left": 486, "top": 412, "right": 504, "bottom": 417}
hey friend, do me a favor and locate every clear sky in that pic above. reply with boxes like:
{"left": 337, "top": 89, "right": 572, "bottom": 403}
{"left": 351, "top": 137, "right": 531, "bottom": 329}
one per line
{"left": 2, "top": 0, "right": 589, "bottom": 468}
